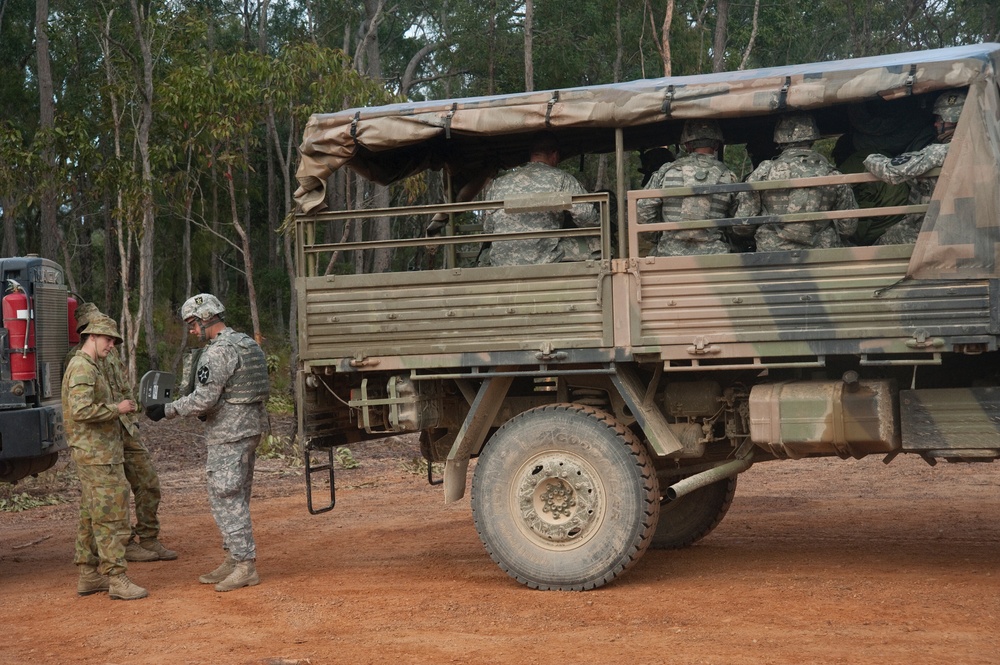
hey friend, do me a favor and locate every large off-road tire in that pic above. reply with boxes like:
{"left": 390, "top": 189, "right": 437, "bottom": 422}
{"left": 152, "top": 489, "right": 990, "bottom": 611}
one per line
{"left": 650, "top": 475, "right": 737, "bottom": 550}
{"left": 471, "top": 403, "right": 659, "bottom": 591}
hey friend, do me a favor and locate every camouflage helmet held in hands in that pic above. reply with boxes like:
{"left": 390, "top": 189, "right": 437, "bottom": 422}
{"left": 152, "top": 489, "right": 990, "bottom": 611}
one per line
{"left": 181, "top": 293, "right": 225, "bottom": 322}
{"left": 81, "top": 314, "right": 123, "bottom": 343}
{"left": 932, "top": 90, "right": 966, "bottom": 123}
{"left": 680, "top": 119, "right": 724, "bottom": 147}
{"left": 74, "top": 302, "right": 102, "bottom": 333}
{"left": 773, "top": 113, "right": 820, "bottom": 144}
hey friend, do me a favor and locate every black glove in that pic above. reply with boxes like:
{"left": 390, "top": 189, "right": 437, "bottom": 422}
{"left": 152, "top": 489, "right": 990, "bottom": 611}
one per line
{"left": 145, "top": 404, "right": 166, "bottom": 422}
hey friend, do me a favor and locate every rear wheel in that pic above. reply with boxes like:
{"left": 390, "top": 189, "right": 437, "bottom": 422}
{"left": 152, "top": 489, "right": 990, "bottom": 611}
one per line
{"left": 651, "top": 476, "right": 737, "bottom": 550}
{"left": 471, "top": 403, "right": 659, "bottom": 590}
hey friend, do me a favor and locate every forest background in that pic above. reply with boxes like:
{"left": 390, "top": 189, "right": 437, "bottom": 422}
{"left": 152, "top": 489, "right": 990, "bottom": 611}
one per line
{"left": 1, "top": 0, "right": 997, "bottom": 403}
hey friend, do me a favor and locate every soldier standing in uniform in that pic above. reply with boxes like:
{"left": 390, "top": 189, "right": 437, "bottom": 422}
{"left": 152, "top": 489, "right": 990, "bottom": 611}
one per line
{"left": 480, "top": 132, "right": 599, "bottom": 266}
{"left": 145, "top": 294, "right": 269, "bottom": 592}
{"left": 863, "top": 90, "right": 966, "bottom": 245}
{"left": 734, "top": 113, "right": 858, "bottom": 251}
{"left": 637, "top": 119, "right": 738, "bottom": 256}
{"left": 64, "top": 315, "right": 148, "bottom": 600}
{"left": 68, "top": 303, "right": 175, "bottom": 564}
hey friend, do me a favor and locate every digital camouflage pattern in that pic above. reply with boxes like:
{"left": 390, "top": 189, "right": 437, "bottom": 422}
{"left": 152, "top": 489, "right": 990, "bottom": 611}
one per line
{"left": 181, "top": 293, "right": 226, "bottom": 321}
{"left": 206, "top": 436, "right": 259, "bottom": 561}
{"left": 734, "top": 148, "right": 859, "bottom": 251}
{"left": 164, "top": 327, "right": 268, "bottom": 444}
{"left": 637, "top": 151, "right": 737, "bottom": 256}
{"left": 480, "top": 161, "right": 599, "bottom": 266}
{"left": 164, "top": 325, "right": 268, "bottom": 562}
{"left": 64, "top": 351, "right": 130, "bottom": 576}
{"left": 865, "top": 143, "right": 950, "bottom": 245}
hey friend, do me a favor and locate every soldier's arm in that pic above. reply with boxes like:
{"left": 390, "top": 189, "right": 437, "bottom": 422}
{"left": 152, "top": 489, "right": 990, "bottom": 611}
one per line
{"left": 564, "top": 175, "right": 600, "bottom": 228}
{"left": 732, "top": 162, "right": 769, "bottom": 236}
{"left": 636, "top": 171, "right": 664, "bottom": 225}
{"left": 831, "top": 176, "right": 859, "bottom": 238}
{"left": 164, "top": 344, "right": 236, "bottom": 419}
{"left": 863, "top": 144, "right": 948, "bottom": 185}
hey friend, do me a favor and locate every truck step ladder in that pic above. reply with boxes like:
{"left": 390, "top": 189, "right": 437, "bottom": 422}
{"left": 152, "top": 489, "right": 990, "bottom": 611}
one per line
{"left": 304, "top": 443, "right": 336, "bottom": 514}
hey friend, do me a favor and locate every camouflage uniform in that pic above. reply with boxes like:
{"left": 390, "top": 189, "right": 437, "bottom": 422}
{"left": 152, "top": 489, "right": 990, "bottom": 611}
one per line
{"left": 864, "top": 144, "right": 949, "bottom": 245}
{"left": 67, "top": 313, "right": 163, "bottom": 545}
{"left": 164, "top": 327, "right": 269, "bottom": 562}
{"left": 64, "top": 350, "right": 130, "bottom": 577}
{"left": 863, "top": 91, "right": 965, "bottom": 245}
{"left": 481, "top": 161, "right": 599, "bottom": 266}
{"left": 735, "top": 114, "right": 858, "bottom": 252}
{"left": 637, "top": 152, "right": 738, "bottom": 256}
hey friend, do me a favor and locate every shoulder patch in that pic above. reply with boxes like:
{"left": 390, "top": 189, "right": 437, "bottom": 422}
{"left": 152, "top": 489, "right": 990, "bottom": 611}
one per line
{"left": 197, "top": 365, "right": 210, "bottom": 384}
{"left": 890, "top": 155, "right": 912, "bottom": 166}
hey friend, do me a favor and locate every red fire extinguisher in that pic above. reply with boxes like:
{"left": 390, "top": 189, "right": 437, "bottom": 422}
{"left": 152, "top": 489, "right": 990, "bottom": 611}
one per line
{"left": 3, "top": 285, "right": 35, "bottom": 381}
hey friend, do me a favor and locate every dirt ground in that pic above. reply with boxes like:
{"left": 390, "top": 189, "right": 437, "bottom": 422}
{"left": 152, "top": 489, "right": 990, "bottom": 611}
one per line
{"left": 2, "top": 414, "right": 999, "bottom": 665}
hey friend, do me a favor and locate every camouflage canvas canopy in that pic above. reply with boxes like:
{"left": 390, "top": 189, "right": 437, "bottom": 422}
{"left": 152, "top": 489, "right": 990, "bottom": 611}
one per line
{"left": 296, "top": 43, "right": 1000, "bottom": 279}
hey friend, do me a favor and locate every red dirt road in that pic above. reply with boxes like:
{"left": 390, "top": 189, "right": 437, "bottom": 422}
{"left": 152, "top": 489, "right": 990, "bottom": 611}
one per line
{"left": 2, "top": 416, "right": 999, "bottom": 664}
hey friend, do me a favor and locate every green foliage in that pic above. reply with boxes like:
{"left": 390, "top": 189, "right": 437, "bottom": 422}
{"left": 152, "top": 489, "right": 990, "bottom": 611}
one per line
{"left": 335, "top": 447, "right": 360, "bottom": 470}
{"left": 267, "top": 390, "right": 295, "bottom": 415}
{"left": 0, "top": 491, "right": 63, "bottom": 512}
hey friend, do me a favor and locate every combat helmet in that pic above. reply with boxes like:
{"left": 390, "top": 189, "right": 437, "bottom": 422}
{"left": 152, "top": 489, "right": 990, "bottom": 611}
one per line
{"left": 773, "top": 113, "right": 820, "bottom": 144}
{"left": 680, "top": 119, "right": 724, "bottom": 147}
{"left": 81, "top": 314, "right": 123, "bottom": 343}
{"left": 181, "top": 293, "right": 225, "bottom": 322}
{"left": 932, "top": 90, "right": 966, "bottom": 123}
{"left": 74, "top": 302, "right": 102, "bottom": 333}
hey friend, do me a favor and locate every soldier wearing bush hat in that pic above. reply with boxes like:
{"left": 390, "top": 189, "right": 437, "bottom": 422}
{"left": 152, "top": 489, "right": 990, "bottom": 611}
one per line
{"left": 64, "top": 314, "right": 148, "bottom": 600}
{"left": 66, "top": 305, "right": 175, "bottom": 566}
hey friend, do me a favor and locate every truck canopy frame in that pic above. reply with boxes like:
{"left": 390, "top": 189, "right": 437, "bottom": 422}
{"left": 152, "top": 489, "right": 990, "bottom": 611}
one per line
{"left": 296, "top": 43, "right": 1000, "bottom": 280}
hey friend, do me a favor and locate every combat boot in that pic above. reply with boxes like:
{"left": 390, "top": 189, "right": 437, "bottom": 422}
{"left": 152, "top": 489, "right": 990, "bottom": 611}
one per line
{"left": 198, "top": 554, "right": 236, "bottom": 584}
{"left": 139, "top": 538, "right": 178, "bottom": 561}
{"left": 214, "top": 560, "right": 260, "bottom": 592}
{"left": 125, "top": 540, "right": 158, "bottom": 562}
{"left": 109, "top": 573, "right": 148, "bottom": 601}
{"left": 77, "top": 565, "right": 110, "bottom": 596}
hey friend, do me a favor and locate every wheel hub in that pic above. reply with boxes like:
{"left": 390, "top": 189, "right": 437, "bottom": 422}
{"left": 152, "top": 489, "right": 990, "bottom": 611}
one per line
{"left": 514, "top": 454, "right": 601, "bottom": 546}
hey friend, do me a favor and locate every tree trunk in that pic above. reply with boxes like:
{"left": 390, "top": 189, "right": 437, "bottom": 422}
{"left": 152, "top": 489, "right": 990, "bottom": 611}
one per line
{"left": 712, "top": 0, "right": 729, "bottom": 73}
{"left": 35, "top": 0, "right": 58, "bottom": 262}
{"left": 130, "top": 0, "right": 158, "bottom": 379}
{"left": 738, "top": 0, "right": 761, "bottom": 70}
{"left": 2, "top": 194, "right": 17, "bottom": 257}
{"left": 649, "top": 0, "right": 675, "bottom": 77}
{"left": 226, "top": 166, "right": 262, "bottom": 342}
{"left": 524, "top": 0, "right": 533, "bottom": 92}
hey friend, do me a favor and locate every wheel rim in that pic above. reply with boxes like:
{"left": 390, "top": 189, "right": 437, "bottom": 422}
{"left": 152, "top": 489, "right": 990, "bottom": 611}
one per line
{"left": 510, "top": 451, "right": 604, "bottom": 551}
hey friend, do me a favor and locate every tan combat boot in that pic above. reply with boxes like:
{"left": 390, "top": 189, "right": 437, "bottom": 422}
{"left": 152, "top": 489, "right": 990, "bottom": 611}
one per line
{"left": 139, "top": 538, "right": 178, "bottom": 561}
{"left": 77, "top": 565, "right": 110, "bottom": 596}
{"left": 109, "top": 573, "right": 148, "bottom": 600}
{"left": 125, "top": 539, "right": 158, "bottom": 562}
{"left": 214, "top": 560, "right": 260, "bottom": 592}
{"left": 198, "top": 554, "right": 236, "bottom": 584}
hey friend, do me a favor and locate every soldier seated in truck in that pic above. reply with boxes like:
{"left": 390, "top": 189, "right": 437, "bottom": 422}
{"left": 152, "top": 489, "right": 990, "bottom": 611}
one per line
{"left": 864, "top": 89, "right": 967, "bottom": 245}
{"left": 479, "top": 132, "right": 600, "bottom": 266}
{"left": 734, "top": 113, "right": 859, "bottom": 251}
{"left": 637, "top": 119, "right": 738, "bottom": 257}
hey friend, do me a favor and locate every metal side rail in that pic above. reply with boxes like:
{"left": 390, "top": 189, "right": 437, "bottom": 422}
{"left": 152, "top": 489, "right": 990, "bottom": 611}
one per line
{"left": 304, "top": 442, "right": 336, "bottom": 514}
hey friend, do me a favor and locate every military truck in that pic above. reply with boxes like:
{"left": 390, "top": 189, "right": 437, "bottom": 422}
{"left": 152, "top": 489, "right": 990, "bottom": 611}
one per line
{"left": 0, "top": 256, "right": 71, "bottom": 483}
{"left": 293, "top": 44, "right": 1000, "bottom": 590}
